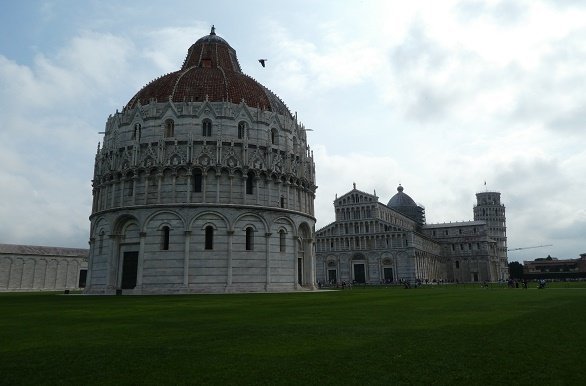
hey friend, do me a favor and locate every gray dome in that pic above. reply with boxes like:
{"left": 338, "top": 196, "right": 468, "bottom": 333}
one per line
{"left": 387, "top": 185, "right": 417, "bottom": 207}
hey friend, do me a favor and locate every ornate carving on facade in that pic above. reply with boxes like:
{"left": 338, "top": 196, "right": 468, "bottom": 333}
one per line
{"left": 86, "top": 28, "right": 317, "bottom": 295}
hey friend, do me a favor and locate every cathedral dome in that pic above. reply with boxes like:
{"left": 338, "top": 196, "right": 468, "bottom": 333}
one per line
{"left": 125, "top": 26, "right": 291, "bottom": 118}
{"left": 387, "top": 185, "right": 417, "bottom": 207}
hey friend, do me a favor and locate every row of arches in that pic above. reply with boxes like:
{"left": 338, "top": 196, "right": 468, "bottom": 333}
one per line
{"left": 93, "top": 209, "right": 312, "bottom": 242}
{"left": 318, "top": 252, "right": 408, "bottom": 284}
{"left": 316, "top": 233, "right": 411, "bottom": 253}
{"left": 318, "top": 220, "right": 407, "bottom": 238}
{"left": 0, "top": 257, "right": 86, "bottom": 290}
{"left": 336, "top": 206, "right": 374, "bottom": 221}
{"left": 93, "top": 167, "right": 315, "bottom": 216}
{"left": 86, "top": 208, "right": 316, "bottom": 293}
{"left": 124, "top": 119, "right": 301, "bottom": 151}
{"left": 317, "top": 250, "right": 447, "bottom": 285}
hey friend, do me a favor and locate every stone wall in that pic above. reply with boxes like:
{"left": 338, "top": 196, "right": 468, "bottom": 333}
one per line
{"left": 0, "top": 244, "right": 88, "bottom": 291}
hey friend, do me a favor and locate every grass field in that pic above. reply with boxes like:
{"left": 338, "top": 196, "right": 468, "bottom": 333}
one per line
{"left": 1, "top": 286, "right": 585, "bottom": 385}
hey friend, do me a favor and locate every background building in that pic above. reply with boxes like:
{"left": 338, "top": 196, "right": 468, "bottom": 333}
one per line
{"left": 0, "top": 244, "right": 88, "bottom": 291}
{"left": 316, "top": 185, "right": 508, "bottom": 284}
{"left": 85, "top": 27, "right": 317, "bottom": 294}
{"left": 523, "top": 254, "right": 586, "bottom": 280}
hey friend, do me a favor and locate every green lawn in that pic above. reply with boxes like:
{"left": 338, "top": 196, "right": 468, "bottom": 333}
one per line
{"left": 1, "top": 286, "right": 585, "bottom": 385}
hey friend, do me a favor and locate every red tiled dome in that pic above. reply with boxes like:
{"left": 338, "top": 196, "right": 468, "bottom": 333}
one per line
{"left": 125, "top": 27, "right": 291, "bottom": 118}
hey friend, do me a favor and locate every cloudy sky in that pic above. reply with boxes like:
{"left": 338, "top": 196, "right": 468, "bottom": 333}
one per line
{"left": 1, "top": 0, "right": 585, "bottom": 262}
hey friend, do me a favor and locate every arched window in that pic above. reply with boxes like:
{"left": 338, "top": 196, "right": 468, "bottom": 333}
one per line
{"left": 205, "top": 226, "right": 214, "bottom": 250}
{"left": 161, "top": 226, "right": 170, "bottom": 250}
{"left": 133, "top": 123, "right": 141, "bottom": 141}
{"left": 238, "top": 121, "right": 246, "bottom": 139}
{"left": 271, "top": 128, "right": 278, "bottom": 145}
{"left": 202, "top": 119, "right": 212, "bottom": 137}
{"left": 164, "top": 119, "right": 174, "bottom": 138}
{"left": 455, "top": 260, "right": 460, "bottom": 269}
{"left": 193, "top": 170, "right": 202, "bottom": 192}
{"left": 246, "top": 227, "right": 254, "bottom": 251}
{"left": 280, "top": 195, "right": 285, "bottom": 208}
{"left": 127, "top": 174, "right": 134, "bottom": 196}
{"left": 279, "top": 230, "right": 286, "bottom": 252}
{"left": 246, "top": 172, "right": 254, "bottom": 195}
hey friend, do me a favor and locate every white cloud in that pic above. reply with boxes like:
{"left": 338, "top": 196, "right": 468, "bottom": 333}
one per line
{"left": 1, "top": 0, "right": 585, "bottom": 262}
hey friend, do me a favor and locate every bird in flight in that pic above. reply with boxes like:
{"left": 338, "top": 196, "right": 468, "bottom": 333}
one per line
{"left": 258, "top": 59, "right": 267, "bottom": 67}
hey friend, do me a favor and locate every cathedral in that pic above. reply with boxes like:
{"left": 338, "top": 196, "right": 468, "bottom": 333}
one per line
{"left": 315, "top": 185, "right": 508, "bottom": 285}
{"left": 84, "top": 27, "right": 317, "bottom": 294}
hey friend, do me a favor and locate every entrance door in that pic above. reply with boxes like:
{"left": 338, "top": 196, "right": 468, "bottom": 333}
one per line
{"left": 121, "top": 251, "right": 138, "bottom": 289}
{"left": 78, "top": 269, "right": 88, "bottom": 288}
{"left": 383, "top": 267, "right": 393, "bottom": 283}
{"left": 353, "top": 264, "right": 366, "bottom": 283}
{"left": 327, "top": 269, "right": 337, "bottom": 284}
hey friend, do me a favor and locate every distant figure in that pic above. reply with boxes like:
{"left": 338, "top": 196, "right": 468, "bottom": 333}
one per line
{"left": 538, "top": 279, "right": 546, "bottom": 289}
{"left": 258, "top": 59, "right": 267, "bottom": 67}
{"left": 522, "top": 279, "right": 528, "bottom": 289}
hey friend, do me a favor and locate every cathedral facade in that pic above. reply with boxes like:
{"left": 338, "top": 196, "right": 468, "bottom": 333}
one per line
{"left": 315, "top": 185, "right": 508, "bottom": 285}
{"left": 85, "top": 28, "right": 317, "bottom": 294}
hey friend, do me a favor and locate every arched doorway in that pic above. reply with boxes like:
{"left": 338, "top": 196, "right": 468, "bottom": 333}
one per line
{"left": 352, "top": 253, "right": 366, "bottom": 284}
{"left": 113, "top": 216, "right": 140, "bottom": 292}
{"left": 297, "top": 222, "right": 315, "bottom": 288}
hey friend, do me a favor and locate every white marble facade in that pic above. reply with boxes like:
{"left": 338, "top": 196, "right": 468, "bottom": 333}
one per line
{"left": 316, "top": 186, "right": 508, "bottom": 285}
{"left": 0, "top": 244, "right": 88, "bottom": 291}
{"left": 85, "top": 28, "right": 317, "bottom": 294}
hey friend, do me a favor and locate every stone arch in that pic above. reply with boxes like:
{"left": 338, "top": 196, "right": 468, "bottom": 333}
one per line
{"left": 351, "top": 252, "right": 367, "bottom": 284}
{"left": 381, "top": 252, "right": 396, "bottom": 283}
{"left": 189, "top": 211, "right": 230, "bottom": 253}
{"left": 296, "top": 221, "right": 314, "bottom": 288}
{"left": 325, "top": 254, "right": 339, "bottom": 285}
{"left": 272, "top": 217, "right": 295, "bottom": 255}
{"left": 21, "top": 258, "right": 35, "bottom": 289}
{"left": 66, "top": 260, "right": 80, "bottom": 288}
{"left": 45, "top": 259, "right": 59, "bottom": 289}
{"left": 233, "top": 212, "right": 269, "bottom": 234}
{"left": 113, "top": 214, "right": 139, "bottom": 235}
{"left": 33, "top": 258, "right": 47, "bottom": 289}
{"left": 56, "top": 259, "right": 69, "bottom": 289}
{"left": 189, "top": 211, "right": 230, "bottom": 231}
{"left": 272, "top": 216, "right": 295, "bottom": 232}
{"left": 0, "top": 257, "right": 12, "bottom": 289}
{"left": 298, "top": 221, "right": 312, "bottom": 239}
{"left": 143, "top": 210, "right": 186, "bottom": 233}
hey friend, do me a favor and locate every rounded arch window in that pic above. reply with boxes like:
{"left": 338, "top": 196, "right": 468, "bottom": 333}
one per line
{"left": 279, "top": 229, "right": 286, "bottom": 252}
{"left": 246, "top": 172, "right": 254, "bottom": 195}
{"left": 238, "top": 121, "right": 247, "bottom": 139}
{"left": 245, "top": 227, "right": 254, "bottom": 251}
{"left": 133, "top": 123, "right": 141, "bottom": 140}
{"left": 164, "top": 119, "right": 174, "bottom": 138}
{"left": 203, "top": 119, "right": 212, "bottom": 137}
{"left": 271, "top": 128, "right": 278, "bottom": 145}
{"left": 205, "top": 225, "right": 214, "bottom": 250}
{"left": 161, "top": 226, "right": 170, "bottom": 250}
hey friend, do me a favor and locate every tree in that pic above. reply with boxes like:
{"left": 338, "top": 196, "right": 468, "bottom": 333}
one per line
{"left": 508, "top": 261, "right": 524, "bottom": 279}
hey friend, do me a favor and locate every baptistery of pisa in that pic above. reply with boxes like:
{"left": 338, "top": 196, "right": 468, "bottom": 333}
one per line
{"left": 85, "top": 27, "right": 317, "bottom": 294}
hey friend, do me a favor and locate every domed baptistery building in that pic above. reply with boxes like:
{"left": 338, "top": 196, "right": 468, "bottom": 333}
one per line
{"left": 85, "top": 27, "right": 317, "bottom": 294}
